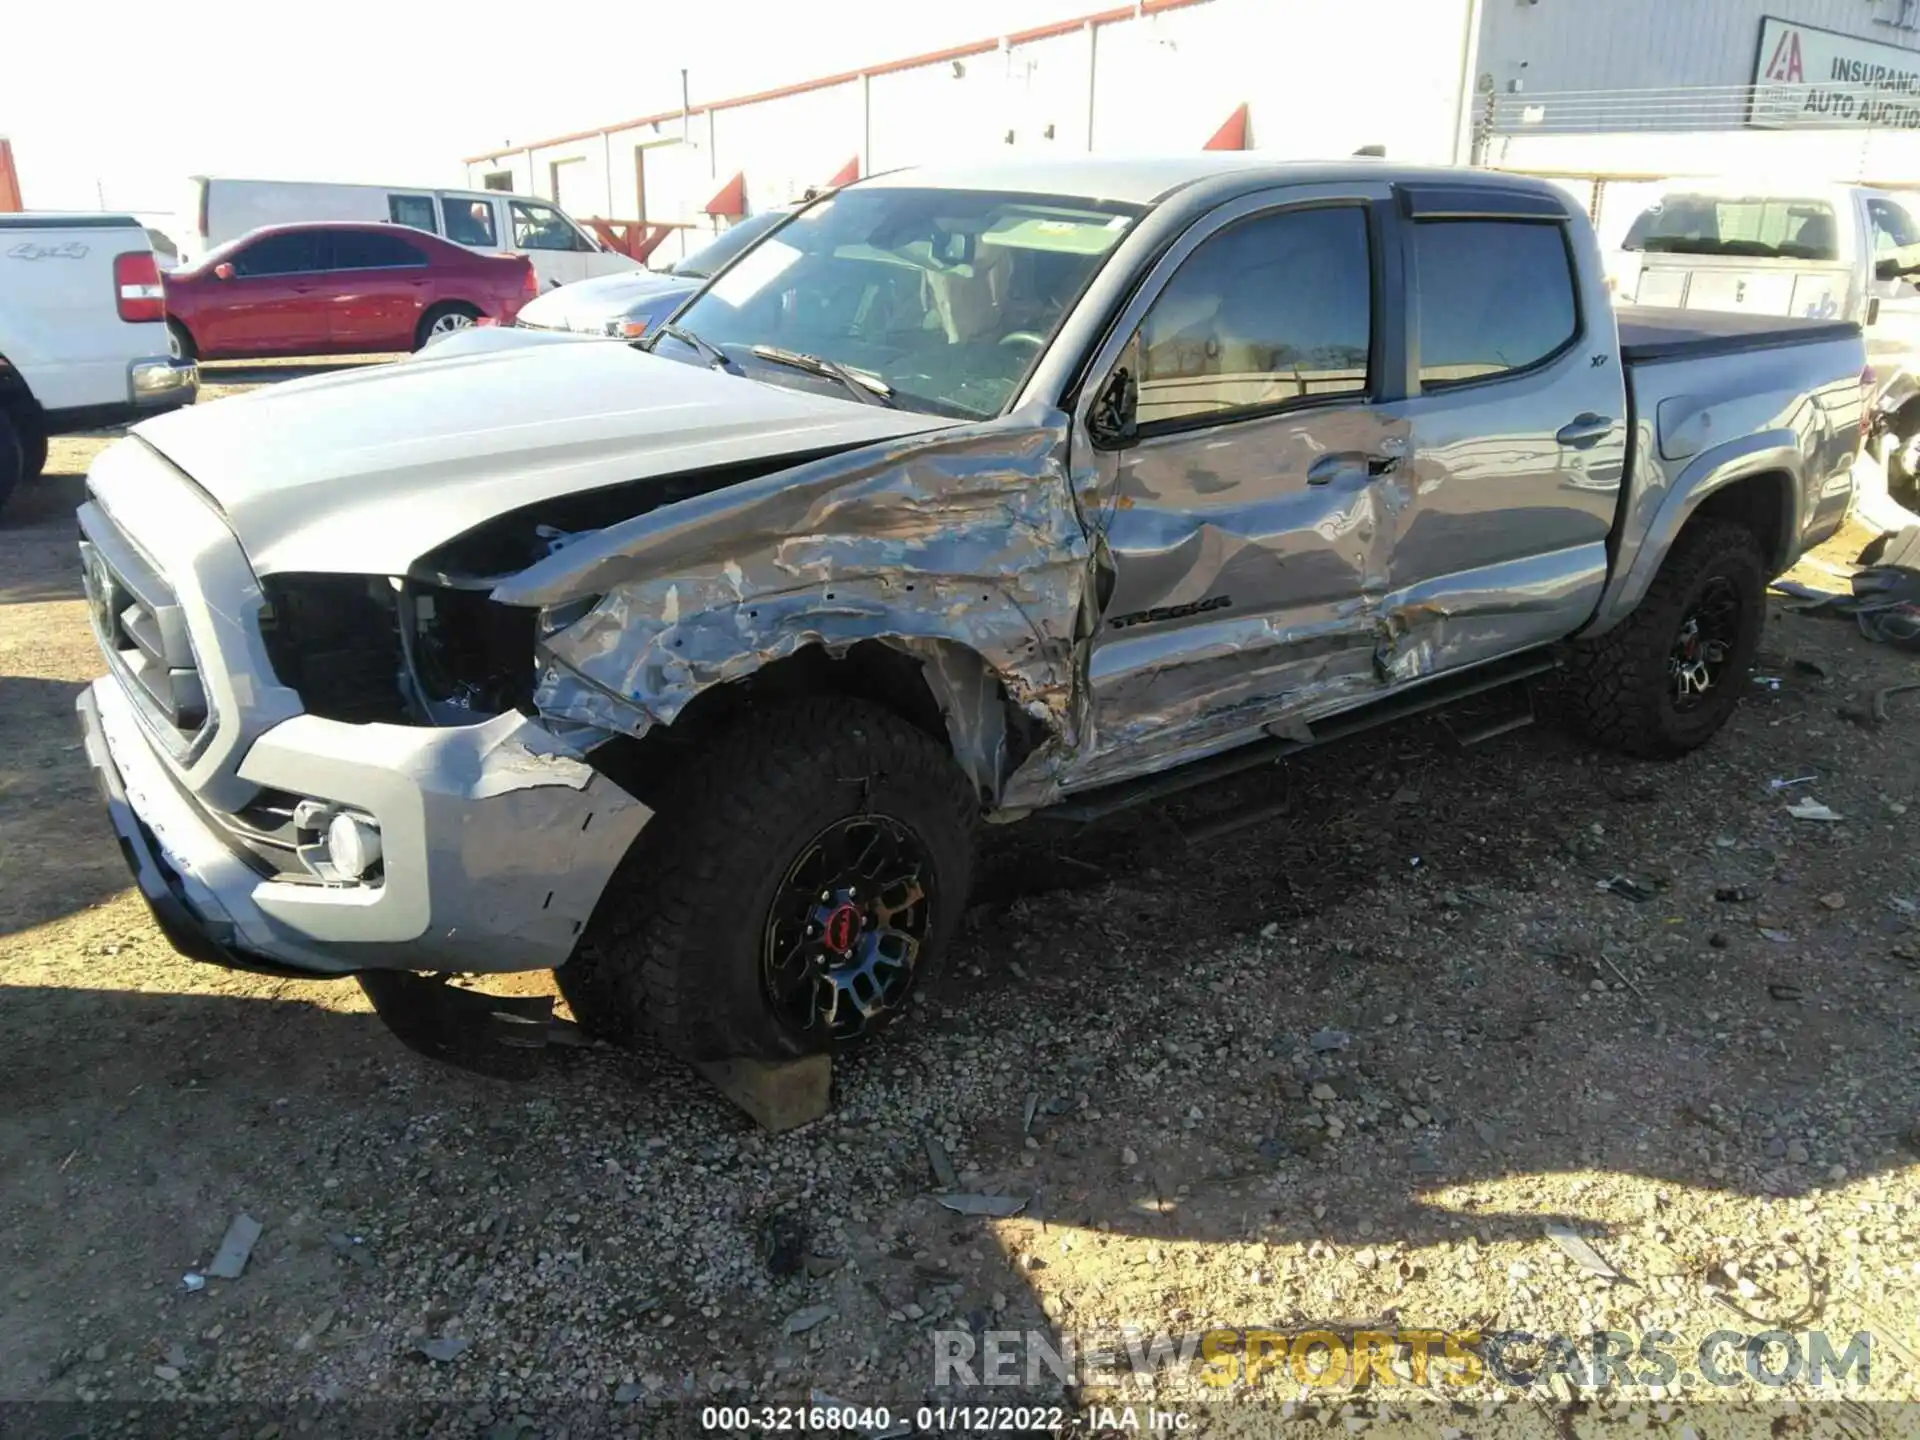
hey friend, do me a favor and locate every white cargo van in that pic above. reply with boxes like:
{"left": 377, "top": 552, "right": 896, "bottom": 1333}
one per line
{"left": 185, "top": 178, "right": 643, "bottom": 289}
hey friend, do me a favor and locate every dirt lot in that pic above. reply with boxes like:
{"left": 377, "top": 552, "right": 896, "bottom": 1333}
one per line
{"left": 2, "top": 363, "right": 1917, "bottom": 1436}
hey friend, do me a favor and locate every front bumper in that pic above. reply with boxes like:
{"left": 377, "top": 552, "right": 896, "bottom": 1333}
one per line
{"left": 76, "top": 675, "right": 649, "bottom": 978}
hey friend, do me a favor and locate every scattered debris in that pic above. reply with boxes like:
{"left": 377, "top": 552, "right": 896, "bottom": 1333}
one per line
{"left": 1309, "top": 1028, "right": 1352, "bottom": 1053}
{"left": 1021, "top": 1094, "right": 1038, "bottom": 1134}
{"left": 936, "top": 1193, "right": 1027, "bottom": 1218}
{"left": 1760, "top": 928, "right": 1795, "bottom": 944}
{"left": 758, "top": 1213, "right": 808, "bottom": 1279}
{"left": 1768, "top": 983, "right": 1805, "bottom": 1003}
{"left": 1768, "top": 775, "right": 1818, "bottom": 791}
{"left": 1715, "top": 885, "right": 1752, "bottom": 903}
{"left": 414, "top": 1337, "right": 471, "bottom": 1363}
{"left": 1598, "top": 951, "right": 1651, "bottom": 1004}
{"left": 924, "top": 1136, "right": 959, "bottom": 1191}
{"left": 179, "top": 1273, "right": 205, "bottom": 1293}
{"left": 1773, "top": 539, "right": 1920, "bottom": 650}
{"left": 1790, "top": 658, "right": 1829, "bottom": 681}
{"left": 1752, "top": 675, "right": 1782, "bottom": 691}
{"left": 1597, "top": 875, "right": 1655, "bottom": 903}
{"left": 1873, "top": 680, "right": 1920, "bottom": 724}
{"left": 1818, "top": 892, "right": 1847, "bottom": 910}
{"left": 783, "top": 1304, "right": 835, "bottom": 1336}
{"left": 1786, "top": 799, "right": 1843, "bottom": 823}
{"left": 204, "top": 1214, "right": 262, "bottom": 1280}
{"left": 325, "top": 1232, "right": 375, "bottom": 1269}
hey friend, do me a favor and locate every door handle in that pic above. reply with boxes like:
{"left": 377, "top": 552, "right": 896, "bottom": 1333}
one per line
{"left": 1308, "top": 451, "right": 1401, "bottom": 485}
{"left": 1556, "top": 413, "right": 1617, "bottom": 448}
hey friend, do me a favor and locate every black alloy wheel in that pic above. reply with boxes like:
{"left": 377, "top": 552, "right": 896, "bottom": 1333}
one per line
{"left": 761, "top": 814, "right": 935, "bottom": 1042}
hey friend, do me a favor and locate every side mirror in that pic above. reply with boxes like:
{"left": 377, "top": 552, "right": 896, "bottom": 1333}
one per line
{"left": 213, "top": 262, "right": 235, "bottom": 280}
{"left": 1088, "top": 366, "right": 1138, "bottom": 448}
{"left": 1877, "top": 257, "right": 1901, "bottom": 282}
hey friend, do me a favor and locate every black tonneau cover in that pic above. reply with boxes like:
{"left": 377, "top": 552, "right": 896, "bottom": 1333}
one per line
{"left": 1617, "top": 306, "right": 1860, "bottom": 364}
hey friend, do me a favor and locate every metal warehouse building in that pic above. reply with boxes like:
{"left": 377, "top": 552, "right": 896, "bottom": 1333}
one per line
{"left": 465, "top": 0, "right": 1920, "bottom": 261}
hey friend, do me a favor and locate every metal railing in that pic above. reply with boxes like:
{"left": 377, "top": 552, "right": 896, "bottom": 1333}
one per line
{"left": 1485, "top": 82, "right": 1920, "bottom": 136}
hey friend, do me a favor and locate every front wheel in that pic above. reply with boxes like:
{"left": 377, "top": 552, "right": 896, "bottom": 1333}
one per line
{"left": 1560, "top": 519, "right": 1767, "bottom": 758}
{"left": 558, "top": 696, "right": 977, "bottom": 1060}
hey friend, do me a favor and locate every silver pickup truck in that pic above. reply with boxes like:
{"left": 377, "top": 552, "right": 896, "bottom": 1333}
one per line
{"left": 75, "top": 158, "right": 1866, "bottom": 1068}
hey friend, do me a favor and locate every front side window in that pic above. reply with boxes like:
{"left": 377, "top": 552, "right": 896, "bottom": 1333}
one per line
{"left": 389, "top": 195, "right": 438, "bottom": 234}
{"left": 512, "top": 200, "right": 591, "bottom": 251}
{"left": 664, "top": 187, "right": 1140, "bottom": 418}
{"left": 1622, "top": 195, "right": 1838, "bottom": 261}
{"left": 445, "top": 199, "right": 498, "bottom": 248}
{"left": 232, "top": 231, "right": 326, "bottom": 277}
{"left": 1869, "top": 198, "right": 1920, "bottom": 253}
{"left": 1415, "top": 220, "right": 1578, "bottom": 388}
{"left": 1126, "top": 205, "right": 1372, "bottom": 430}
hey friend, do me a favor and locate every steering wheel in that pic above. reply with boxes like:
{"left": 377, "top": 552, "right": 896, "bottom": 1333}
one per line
{"left": 999, "top": 331, "right": 1047, "bottom": 353}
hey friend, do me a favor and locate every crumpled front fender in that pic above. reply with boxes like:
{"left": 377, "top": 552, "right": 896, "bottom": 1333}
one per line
{"left": 493, "top": 408, "right": 1099, "bottom": 807}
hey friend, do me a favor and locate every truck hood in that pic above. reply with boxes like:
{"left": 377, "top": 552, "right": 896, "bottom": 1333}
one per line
{"left": 130, "top": 333, "right": 958, "bottom": 577}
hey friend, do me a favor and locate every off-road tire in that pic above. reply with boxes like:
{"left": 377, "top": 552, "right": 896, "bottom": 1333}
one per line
{"left": 0, "top": 408, "right": 24, "bottom": 518}
{"left": 558, "top": 696, "right": 977, "bottom": 1061}
{"left": 20, "top": 418, "right": 47, "bottom": 481}
{"left": 1561, "top": 518, "right": 1766, "bottom": 758}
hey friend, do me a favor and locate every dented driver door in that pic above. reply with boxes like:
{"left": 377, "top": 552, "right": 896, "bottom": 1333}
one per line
{"left": 1064, "top": 182, "right": 1413, "bottom": 793}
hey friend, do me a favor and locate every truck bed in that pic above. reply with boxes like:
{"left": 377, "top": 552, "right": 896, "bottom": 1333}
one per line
{"left": 1616, "top": 306, "right": 1861, "bottom": 365}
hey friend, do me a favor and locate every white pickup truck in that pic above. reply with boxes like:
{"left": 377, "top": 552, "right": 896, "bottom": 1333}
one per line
{"left": 1610, "top": 179, "right": 1920, "bottom": 506}
{"left": 0, "top": 213, "right": 197, "bottom": 516}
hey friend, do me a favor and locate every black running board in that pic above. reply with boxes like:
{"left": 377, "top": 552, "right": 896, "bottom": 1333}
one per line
{"left": 1047, "top": 648, "right": 1561, "bottom": 823}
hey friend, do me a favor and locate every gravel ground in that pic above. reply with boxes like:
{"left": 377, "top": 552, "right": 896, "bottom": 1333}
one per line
{"left": 1, "top": 360, "right": 1917, "bottom": 1436}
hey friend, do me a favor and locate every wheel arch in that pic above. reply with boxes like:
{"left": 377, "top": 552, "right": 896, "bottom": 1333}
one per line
{"left": 1586, "top": 435, "right": 1801, "bottom": 638}
{"left": 581, "top": 636, "right": 1041, "bottom": 814}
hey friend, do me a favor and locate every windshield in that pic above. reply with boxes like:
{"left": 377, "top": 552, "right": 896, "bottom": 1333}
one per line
{"left": 660, "top": 187, "right": 1142, "bottom": 418}
{"left": 1622, "top": 195, "right": 1839, "bottom": 261}
{"left": 671, "top": 209, "right": 788, "bottom": 279}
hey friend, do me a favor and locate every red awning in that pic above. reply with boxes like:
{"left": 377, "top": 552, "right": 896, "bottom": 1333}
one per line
{"left": 704, "top": 171, "right": 747, "bottom": 217}
{"left": 827, "top": 155, "right": 860, "bottom": 188}
{"left": 1203, "top": 103, "right": 1250, "bottom": 151}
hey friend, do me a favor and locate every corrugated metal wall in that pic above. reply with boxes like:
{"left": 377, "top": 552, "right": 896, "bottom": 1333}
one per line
{"left": 465, "top": 0, "right": 1477, "bottom": 265}
{"left": 1476, "top": 0, "right": 1920, "bottom": 94}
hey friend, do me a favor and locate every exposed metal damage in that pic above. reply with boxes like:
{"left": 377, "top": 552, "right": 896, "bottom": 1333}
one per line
{"left": 491, "top": 412, "right": 1100, "bottom": 810}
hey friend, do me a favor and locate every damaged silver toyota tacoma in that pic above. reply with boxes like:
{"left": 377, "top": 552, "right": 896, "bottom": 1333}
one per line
{"left": 76, "top": 158, "right": 1868, "bottom": 1067}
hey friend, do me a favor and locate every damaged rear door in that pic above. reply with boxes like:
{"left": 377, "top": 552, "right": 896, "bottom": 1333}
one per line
{"left": 1068, "top": 181, "right": 1412, "bottom": 787}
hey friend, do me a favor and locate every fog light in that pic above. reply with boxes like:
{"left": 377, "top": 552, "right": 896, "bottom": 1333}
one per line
{"left": 326, "top": 812, "right": 383, "bottom": 880}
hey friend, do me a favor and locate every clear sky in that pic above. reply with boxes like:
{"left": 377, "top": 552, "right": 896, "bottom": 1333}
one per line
{"left": 4, "top": 0, "right": 1100, "bottom": 216}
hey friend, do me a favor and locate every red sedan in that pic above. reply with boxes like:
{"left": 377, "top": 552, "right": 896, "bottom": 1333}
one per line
{"left": 164, "top": 221, "right": 536, "bottom": 360}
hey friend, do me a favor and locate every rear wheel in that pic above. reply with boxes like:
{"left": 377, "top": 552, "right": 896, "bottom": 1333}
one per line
{"left": 558, "top": 696, "right": 977, "bottom": 1060}
{"left": 0, "top": 408, "right": 23, "bottom": 517}
{"left": 415, "top": 303, "right": 481, "bottom": 350}
{"left": 166, "top": 318, "right": 197, "bottom": 363}
{"left": 19, "top": 416, "right": 46, "bottom": 481}
{"left": 1560, "top": 519, "right": 1766, "bottom": 758}
{"left": 1889, "top": 426, "right": 1920, "bottom": 510}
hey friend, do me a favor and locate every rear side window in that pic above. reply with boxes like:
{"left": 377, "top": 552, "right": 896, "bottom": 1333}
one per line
{"left": 445, "top": 199, "right": 498, "bottom": 247}
{"left": 333, "top": 231, "right": 428, "bottom": 269}
{"left": 1623, "top": 196, "right": 1838, "bottom": 260}
{"left": 1414, "top": 221, "right": 1578, "bottom": 389}
{"left": 1129, "top": 205, "right": 1373, "bottom": 430}
{"left": 233, "top": 231, "right": 326, "bottom": 277}
{"left": 1868, "top": 198, "right": 1920, "bottom": 253}
{"left": 388, "top": 195, "right": 439, "bottom": 234}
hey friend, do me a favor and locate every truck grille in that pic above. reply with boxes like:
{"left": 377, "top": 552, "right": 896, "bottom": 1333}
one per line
{"left": 79, "top": 503, "right": 211, "bottom": 754}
